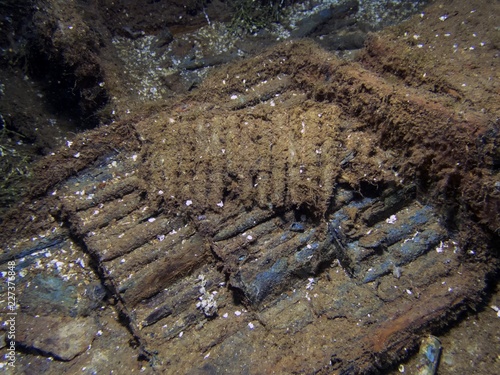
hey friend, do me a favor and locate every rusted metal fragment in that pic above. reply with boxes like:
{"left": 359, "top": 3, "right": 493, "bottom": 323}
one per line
{"left": 68, "top": 192, "right": 144, "bottom": 235}
{"left": 137, "top": 265, "right": 226, "bottom": 339}
{"left": 212, "top": 209, "right": 336, "bottom": 306}
{"left": 117, "top": 231, "right": 209, "bottom": 306}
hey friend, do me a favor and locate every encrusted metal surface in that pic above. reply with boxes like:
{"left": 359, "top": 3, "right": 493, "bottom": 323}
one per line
{"left": 1, "top": 31, "right": 497, "bottom": 374}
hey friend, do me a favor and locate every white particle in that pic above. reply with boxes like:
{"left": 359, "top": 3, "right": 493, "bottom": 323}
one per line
{"left": 222, "top": 312, "right": 228, "bottom": 318}
{"left": 185, "top": 200, "right": 193, "bottom": 206}
{"left": 436, "top": 241, "right": 445, "bottom": 253}
{"left": 230, "top": 94, "right": 238, "bottom": 100}
{"left": 73, "top": 152, "right": 80, "bottom": 158}
{"left": 216, "top": 201, "right": 224, "bottom": 207}
{"left": 490, "top": 305, "right": 500, "bottom": 318}
{"left": 248, "top": 322, "right": 255, "bottom": 330}
{"left": 148, "top": 217, "right": 156, "bottom": 223}
{"left": 386, "top": 215, "right": 397, "bottom": 224}
{"left": 439, "top": 15, "right": 448, "bottom": 21}
{"left": 306, "top": 277, "right": 315, "bottom": 290}
{"left": 234, "top": 310, "right": 242, "bottom": 316}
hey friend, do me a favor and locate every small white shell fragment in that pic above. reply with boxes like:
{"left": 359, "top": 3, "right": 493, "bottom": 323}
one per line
{"left": 306, "top": 277, "right": 315, "bottom": 290}
{"left": 248, "top": 322, "right": 255, "bottom": 330}
{"left": 386, "top": 215, "right": 397, "bottom": 224}
{"left": 230, "top": 94, "right": 238, "bottom": 100}
{"left": 185, "top": 200, "right": 193, "bottom": 206}
{"left": 490, "top": 305, "right": 500, "bottom": 317}
{"left": 216, "top": 201, "right": 224, "bottom": 207}
{"left": 436, "top": 241, "right": 445, "bottom": 253}
{"left": 73, "top": 152, "right": 80, "bottom": 158}
{"left": 75, "top": 258, "right": 85, "bottom": 268}
{"left": 234, "top": 310, "right": 242, "bottom": 316}
{"left": 148, "top": 217, "right": 156, "bottom": 223}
